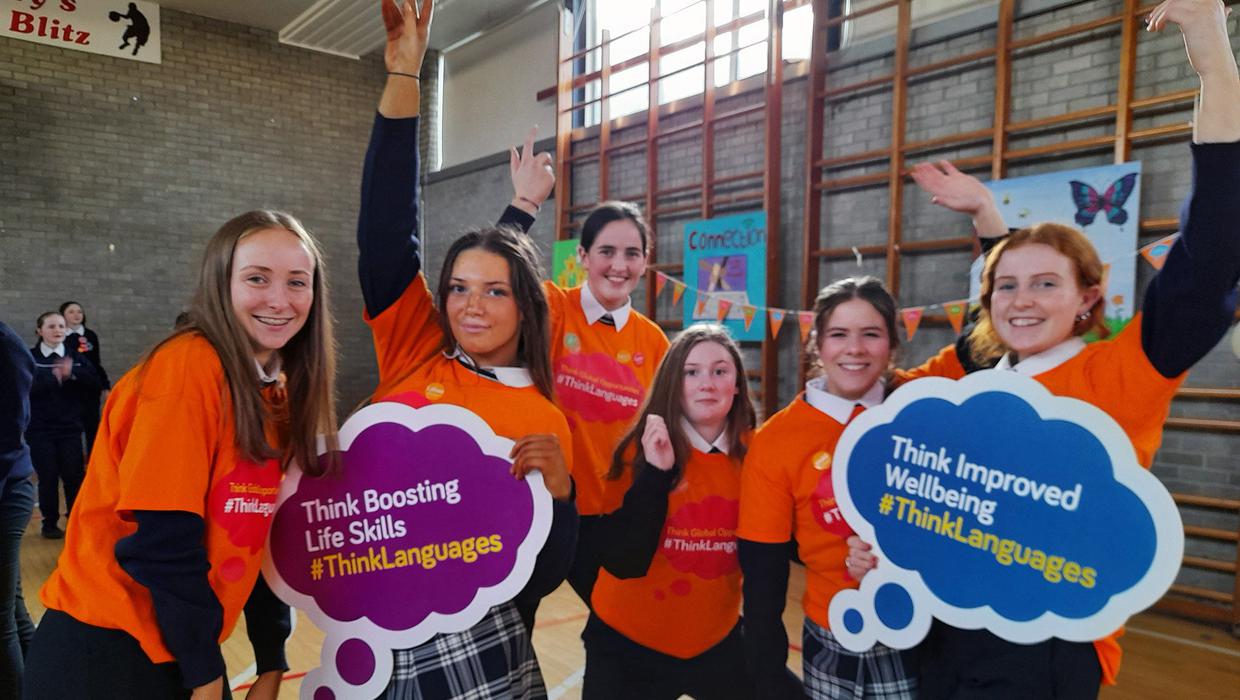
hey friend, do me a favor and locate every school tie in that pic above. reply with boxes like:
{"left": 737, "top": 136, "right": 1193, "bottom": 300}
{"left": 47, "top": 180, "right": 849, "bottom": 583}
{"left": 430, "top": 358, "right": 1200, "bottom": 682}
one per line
{"left": 599, "top": 313, "right": 616, "bottom": 327}
{"left": 848, "top": 404, "right": 866, "bottom": 422}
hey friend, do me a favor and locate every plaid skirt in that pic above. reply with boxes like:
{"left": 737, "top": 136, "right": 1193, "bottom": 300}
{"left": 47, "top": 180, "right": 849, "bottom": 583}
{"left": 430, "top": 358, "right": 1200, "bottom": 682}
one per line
{"left": 802, "top": 617, "right": 918, "bottom": 700}
{"left": 378, "top": 601, "right": 547, "bottom": 700}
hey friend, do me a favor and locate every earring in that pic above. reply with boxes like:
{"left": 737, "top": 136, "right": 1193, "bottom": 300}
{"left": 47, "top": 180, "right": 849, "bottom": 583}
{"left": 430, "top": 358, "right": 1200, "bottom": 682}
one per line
{"left": 1077, "top": 311, "right": 1091, "bottom": 321}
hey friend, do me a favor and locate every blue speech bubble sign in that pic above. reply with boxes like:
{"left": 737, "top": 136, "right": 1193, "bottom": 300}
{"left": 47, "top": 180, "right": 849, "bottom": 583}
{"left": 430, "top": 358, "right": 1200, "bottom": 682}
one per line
{"left": 827, "top": 370, "right": 1183, "bottom": 652}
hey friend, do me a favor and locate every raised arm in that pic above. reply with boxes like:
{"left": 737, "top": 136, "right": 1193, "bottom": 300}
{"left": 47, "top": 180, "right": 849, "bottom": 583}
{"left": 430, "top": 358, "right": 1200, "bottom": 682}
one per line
{"left": 357, "top": 0, "right": 434, "bottom": 317}
{"left": 909, "top": 160, "right": 1008, "bottom": 239}
{"left": 1140, "top": 0, "right": 1240, "bottom": 377}
{"left": 497, "top": 127, "right": 556, "bottom": 233}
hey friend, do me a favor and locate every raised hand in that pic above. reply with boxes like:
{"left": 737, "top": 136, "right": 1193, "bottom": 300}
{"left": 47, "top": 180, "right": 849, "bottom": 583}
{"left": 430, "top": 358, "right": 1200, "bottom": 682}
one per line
{"left": 1146, "top": 0, "right": 1240, "bottom": 142}
{"left": 909, "top": 160, "right": 1007, "bottom": 238}
{"left": 382, "top": 0, "right": 433, "bottom": 76}
{"left": 509, "top": 126, "right": 556, "bottom": 215}
{"left": 640, "top": 415, "right": 675, "bottom": 472}
{"left": 510, "top": 434, "right": 573, "bottom": 501}
{"left": 844, "top": 535, "right": 878, "bottom": 581}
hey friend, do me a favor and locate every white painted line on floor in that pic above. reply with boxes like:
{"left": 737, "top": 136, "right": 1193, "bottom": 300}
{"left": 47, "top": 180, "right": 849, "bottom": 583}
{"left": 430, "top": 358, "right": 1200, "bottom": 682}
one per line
{"left": 230, "top": 663, "right": 257, "bottom": 691}
{"left": 548, "top": 665, "right": 585, "bottom": 699}
{"left": 1126, "top": 625, "right": 1240, "bottom": 659}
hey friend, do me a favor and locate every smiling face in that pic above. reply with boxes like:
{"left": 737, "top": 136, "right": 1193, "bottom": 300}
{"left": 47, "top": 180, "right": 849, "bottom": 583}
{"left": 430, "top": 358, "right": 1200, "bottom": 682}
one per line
{"left": 989, "top": 243, "right": 1100, "bottom": 359}
{"left": 580, "top": 219, "right": 647, "bottom": 310}
{"left": 37, "top": 313, "right": 67, "bottom": 347}
{"left": 445, "top": 248, "right": 521, "bottom": 367}
{"left": 61, "top": 303, "right": 84, "bottom": 328}
{"left": 817, "top": 298, "right": 893, "bottom": 401}
{"left": 229, "top": 227, "right": 315, "bottom": 366}
{"left": 680, "top": 340, "right": 739, "bottom": 443}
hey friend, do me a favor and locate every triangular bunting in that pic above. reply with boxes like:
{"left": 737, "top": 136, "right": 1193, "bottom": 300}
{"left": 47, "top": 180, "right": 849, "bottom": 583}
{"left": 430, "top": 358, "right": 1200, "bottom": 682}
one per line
{"left": 768, "top": 309, "right": 786, "bottom": 339}
{"left": 655, "top": 271, "right": 668, "bottom": 299}
{"left": 798, "top": 312, "right": 815, "bottom": 343}
{"left": 943, "top": 300, "right": 968, "bottom": 335}
{"left": 694, "top": 293, "right": 709, "bottom": 319}
{"left": 1140, "top": 234, "right": 1178, "bottom": 271}
{"left": 671, "top": 280, "right": 686, "bottom": 306}
{"left": 901, "top": 307, "right": 924, "bottom": 340}
{"left": 715, "top": 299, "right": 733, "bottom": 323}
{"left": 741, "top": 304, "right": 757, "bottom": 331}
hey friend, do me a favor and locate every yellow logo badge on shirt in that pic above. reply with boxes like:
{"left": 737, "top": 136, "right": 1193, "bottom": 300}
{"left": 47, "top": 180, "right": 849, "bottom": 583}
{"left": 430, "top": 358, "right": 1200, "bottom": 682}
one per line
{"left": 812, "top": 451, "right": 833, "bottom": 471}
{"left": 425, "top": 383, "right": 445, "bottom": 401}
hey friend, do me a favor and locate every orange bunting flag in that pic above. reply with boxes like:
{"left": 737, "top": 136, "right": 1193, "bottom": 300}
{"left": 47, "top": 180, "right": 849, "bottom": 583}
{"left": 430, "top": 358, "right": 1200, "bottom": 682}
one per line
{"left": 1140, "top": 234, "right": 1178, "bottom": 271}
{"left": 715, "top": 299, "right": 733, "bottom": 323}
{"left": 901, "top": 307, "right": 924, "bottom": 340}
{"left": 655, "top": 272, "right": 668, "bottom": 299}
{"left": 768, "top": 309, "right": 786, "bottom": 339}
{"left": 798, "top": 312, "right": 815, "bottom": 343}
{"left": 741, "top": 304, "right": 757, "bottom": 331}
{"left": 694, "top": 294, "right": 709, "bottom": 319}
{"left": 943, "top": 300, "right": 968, "bottom": 334}
{"left": 671, "top": 280, "right": 686, "bottom": 306}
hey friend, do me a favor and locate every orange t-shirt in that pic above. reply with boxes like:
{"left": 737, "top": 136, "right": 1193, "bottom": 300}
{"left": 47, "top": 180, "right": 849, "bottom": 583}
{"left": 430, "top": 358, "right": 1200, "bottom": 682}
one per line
{"left": 367, "top": 274, "right": 574, "bottom": 470}
{"left": 41, "top": 334, "right": 286, "bottom": 664}
{"left": 591, "top": 447, "right": 744, "bottom": 659}
{"left": 544, "top": 282, "right": 668, "bottom": 516}
{"left": 910, "top": 314, "right": 1182, "bottom": 684}
{"left": 738, "top": 395, "right": 858, "bottom": 629}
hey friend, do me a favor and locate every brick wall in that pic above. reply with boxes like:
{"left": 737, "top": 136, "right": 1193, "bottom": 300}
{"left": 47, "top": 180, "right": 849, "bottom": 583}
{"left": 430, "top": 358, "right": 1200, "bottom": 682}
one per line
{"left": 0, "top": 9, "right": 444, "bottom": 412}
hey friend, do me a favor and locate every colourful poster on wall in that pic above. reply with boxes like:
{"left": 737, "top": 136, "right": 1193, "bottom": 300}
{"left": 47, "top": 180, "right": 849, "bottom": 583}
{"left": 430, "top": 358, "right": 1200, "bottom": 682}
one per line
{"left": 682, "top": 211, "right": 767, "bottom": 341}
{"left": 4, "top": 0, "right": 162, "bottom": 64}
{"left": 264, "top": 402, "right": 553, "bottom": 698}
{"left": 826, "top": 371, "right": 1182, "bottom": 652}
{"left": 974, "top": 163, "right": 1141, "bottom": 333}
{"left": 550, "top": 238, "right": 585, "bottom": 288}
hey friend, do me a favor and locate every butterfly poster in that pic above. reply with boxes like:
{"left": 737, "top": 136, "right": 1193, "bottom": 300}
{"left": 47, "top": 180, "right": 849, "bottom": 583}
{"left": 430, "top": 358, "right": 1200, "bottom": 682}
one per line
{"left": 683, "top": 211, "right": 768, "bottom": 341}
{"left": 972, "top": 163, "right": 1141, "bottom": 330}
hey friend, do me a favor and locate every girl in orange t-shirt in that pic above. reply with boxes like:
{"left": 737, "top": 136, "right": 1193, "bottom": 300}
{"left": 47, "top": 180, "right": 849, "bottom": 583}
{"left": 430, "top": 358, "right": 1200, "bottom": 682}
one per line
{"left": 849, "top": 4, "right": 1240, "bottom": 695}
{"left": 503, "top": 139, "right": 671, "bottom": 605}
{"left": 583, "top": 324, "right": 756, "bottom": 700}
{"left": 359, "top": 4, "right": 576, "bottom": 697}
{"left": 739, "top": 277, "right": 918, "bottom": 700}
{"left": 25, "top": 210, "right": 339, "bottom": 700}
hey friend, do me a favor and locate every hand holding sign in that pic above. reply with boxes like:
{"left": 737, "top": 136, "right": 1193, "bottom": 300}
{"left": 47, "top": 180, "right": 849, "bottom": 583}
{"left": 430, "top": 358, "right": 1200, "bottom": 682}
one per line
{"left": 263, "top": 402, "right": 552, "bottom": 699}
{"left": 826, "top": 371, "right": 1183, "bottom": 652}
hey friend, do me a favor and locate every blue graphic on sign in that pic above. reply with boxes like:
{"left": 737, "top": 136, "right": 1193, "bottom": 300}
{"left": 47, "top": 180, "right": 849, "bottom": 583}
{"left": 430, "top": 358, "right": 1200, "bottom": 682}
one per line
{"left": 827, "top": 371, "right": 1183, "bottom": 651}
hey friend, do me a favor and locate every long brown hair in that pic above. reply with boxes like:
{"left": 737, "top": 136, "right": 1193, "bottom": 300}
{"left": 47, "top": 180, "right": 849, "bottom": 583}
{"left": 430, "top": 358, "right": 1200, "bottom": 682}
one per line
{"left": 968, "top": 222, "right": 1108, "bottom": 366}
{"left": 144, "top": 210, "right": 338, "bottom": 476}
{"left": 435, "top": 227, "right": 555, "bottom": 400}
{"left": 608, "top": 324, "right": 755, "bottom": 483}
{"left": 804, "top": 276, "right": 900, "bottom": 379}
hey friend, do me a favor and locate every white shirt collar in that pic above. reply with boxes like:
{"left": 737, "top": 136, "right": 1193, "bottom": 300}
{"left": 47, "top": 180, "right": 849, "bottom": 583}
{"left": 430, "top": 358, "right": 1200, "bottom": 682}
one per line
{"left": 67, "top": 324, "right": 85, "bottom": 335}
{"left": 255, "top": 357, "right": 282, "bottom": 385}
{"left": 804, "top": 376, "right": 884, "bottom": 424}
{"left": 580, "top": 280, "right": 631, "bottom": 331}
{"left": 40, "top": 342, "right": 65, "bottom": 358}
{"left": 994, "top": 337, "right": 1087, "bottom": 376}
{"left": 679, "top": 417, "right": 730, "bottom": 455}
{"left": 445, "top": 346, "right": 534, "bottom": 388}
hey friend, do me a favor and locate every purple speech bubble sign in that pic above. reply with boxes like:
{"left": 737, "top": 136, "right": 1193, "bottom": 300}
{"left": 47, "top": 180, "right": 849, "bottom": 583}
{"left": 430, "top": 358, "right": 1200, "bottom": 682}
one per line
{"left": 262, "top": 402, "right": 553, "bottom": 698}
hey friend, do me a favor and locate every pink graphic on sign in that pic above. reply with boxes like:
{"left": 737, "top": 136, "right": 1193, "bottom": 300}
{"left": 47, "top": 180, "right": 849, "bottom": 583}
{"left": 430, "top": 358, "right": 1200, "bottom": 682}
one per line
{"left": 554, "top": 352, "right": 645, "bottom": 423}
{"left": 660, "top": 495, "right": 739, "bottom": 580}
{"left": 263, "top": 402, "right": 553, "bottom": 699}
